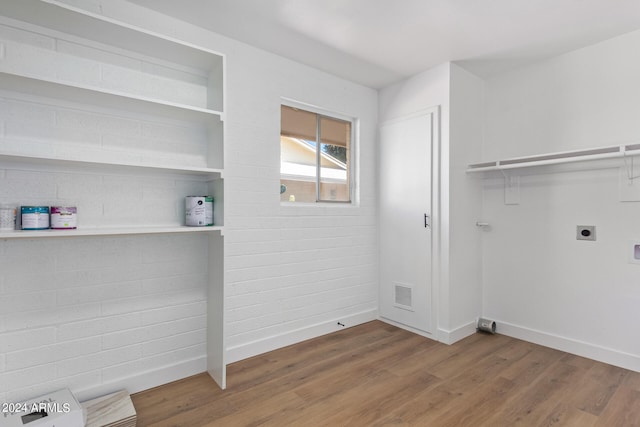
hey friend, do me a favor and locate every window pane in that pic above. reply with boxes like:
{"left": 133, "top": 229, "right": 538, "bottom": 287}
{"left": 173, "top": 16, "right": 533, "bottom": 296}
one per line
{"left": 319, "top": 117, "right": 350, "bottom": 202}
{"left": 281, "top": 105, "right": 316, "bottom": 140}
{"left": 280, "top": 136, "right": 318, "bottom": 202}
{"left": 280, "top": 178, "right": 316, "bottom": 202}
{"left": 320, "top": 116, "right": 349, "bottom": 148}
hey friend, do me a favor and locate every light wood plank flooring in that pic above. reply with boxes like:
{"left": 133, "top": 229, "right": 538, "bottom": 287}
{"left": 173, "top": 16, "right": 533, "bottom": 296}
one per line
{"left": 132, "top": 321, "right": 640, "bottom": 426}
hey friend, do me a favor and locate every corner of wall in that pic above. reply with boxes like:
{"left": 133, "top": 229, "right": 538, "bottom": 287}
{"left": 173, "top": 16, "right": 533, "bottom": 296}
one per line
{"left": 437, "top": 320, "right": 477, "bottom": 345}
{"left": 446, "top": 63, "right": 485, "bottom": 330}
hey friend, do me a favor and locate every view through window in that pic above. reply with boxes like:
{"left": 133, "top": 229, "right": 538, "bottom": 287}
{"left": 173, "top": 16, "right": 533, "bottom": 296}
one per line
{"left": 280, "top": 104, "right": 352, "bottom": 203}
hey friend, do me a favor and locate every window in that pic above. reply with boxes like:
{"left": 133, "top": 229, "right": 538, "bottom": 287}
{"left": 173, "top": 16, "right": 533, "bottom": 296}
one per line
{"left": 280, "top": 104, "right": 352, "bottom": 203}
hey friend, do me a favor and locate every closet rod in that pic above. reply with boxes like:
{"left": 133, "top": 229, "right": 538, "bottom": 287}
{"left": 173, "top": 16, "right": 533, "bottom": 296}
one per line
{"left": 467, "top": 144, "right": 640, "bottom": 173}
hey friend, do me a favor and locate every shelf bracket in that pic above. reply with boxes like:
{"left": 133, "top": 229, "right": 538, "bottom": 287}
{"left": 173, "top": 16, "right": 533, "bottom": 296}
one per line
{"left": 623, "top": 153, "right": 640, "bottom": 181}
{"left": 620, "top": 152, "right": 640, "bottom": 202}
{"left": 502, "top": 171, "right": 520, "bottom": 205}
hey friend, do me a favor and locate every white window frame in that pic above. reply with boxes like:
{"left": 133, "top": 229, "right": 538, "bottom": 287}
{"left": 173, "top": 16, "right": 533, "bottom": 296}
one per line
{"left": 280, "top": 98, "right": 357, "bottom": 204}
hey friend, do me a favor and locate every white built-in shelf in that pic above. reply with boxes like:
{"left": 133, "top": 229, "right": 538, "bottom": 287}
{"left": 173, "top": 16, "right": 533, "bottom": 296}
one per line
{"left": 467, "top": 144, "right": 640, "bottom": 173}
{"left": 0, "top": 0, "right": 224, "bottom": 73}
{"left": 0, "top": 153, "right": 224, "bottom": 180}
{"left": 0, "top": 226, "right": 223, "bottom": 240}
{"left": 0, "top": 72, "right": 224, "bottom": 125}
{"left": 0, "top": 0, "right": 228, "bottom": 390}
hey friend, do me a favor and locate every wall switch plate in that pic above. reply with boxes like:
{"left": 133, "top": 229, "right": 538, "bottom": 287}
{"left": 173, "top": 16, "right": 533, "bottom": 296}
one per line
{"left": 577, "top": 225, "right": 596, "bottom": 241}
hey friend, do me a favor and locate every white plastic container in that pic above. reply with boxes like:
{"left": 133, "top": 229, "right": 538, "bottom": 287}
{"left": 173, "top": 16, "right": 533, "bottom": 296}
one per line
{"left": 0, "top": 205, "right": 16, "bottom": 230}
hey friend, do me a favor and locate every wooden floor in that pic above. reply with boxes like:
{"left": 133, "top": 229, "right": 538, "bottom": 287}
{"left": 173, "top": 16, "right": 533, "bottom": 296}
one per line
{"left": 132, "top": 321, "right": 640, "bottom": 426}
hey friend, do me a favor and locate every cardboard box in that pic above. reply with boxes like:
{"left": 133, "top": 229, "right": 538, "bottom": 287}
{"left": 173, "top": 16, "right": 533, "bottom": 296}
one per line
{"left": 1, "top": 388, "right": 84, "bottom": 427}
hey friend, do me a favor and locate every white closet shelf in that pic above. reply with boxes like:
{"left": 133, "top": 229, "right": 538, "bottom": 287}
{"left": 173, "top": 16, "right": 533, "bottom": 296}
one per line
{"left": 0, "top": 226, "right": 223, "bottom": 240}
{"left": 0, "top": 72, "right": 224, "bottom": 124}
{"left": 467, "top": 144, "right": 640, "bottom": 173}
{"left": 0, "top": 0, "right": 224, "bottom": 71}
{"left": 0, "top": 153, "right": 224, "bottom": 180}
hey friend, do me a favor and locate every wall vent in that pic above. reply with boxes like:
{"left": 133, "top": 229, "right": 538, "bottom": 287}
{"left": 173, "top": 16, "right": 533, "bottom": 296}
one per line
{"left": 394, "top": 283, "right": 413, "bottom": 310}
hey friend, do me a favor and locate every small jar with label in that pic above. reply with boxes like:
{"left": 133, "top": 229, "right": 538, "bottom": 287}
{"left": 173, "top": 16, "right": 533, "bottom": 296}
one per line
{"left": 21, "top": 206, "right": 50, "bottom": 230}
{"left": 50, "top": 206, "right": 78, "bottom": 229}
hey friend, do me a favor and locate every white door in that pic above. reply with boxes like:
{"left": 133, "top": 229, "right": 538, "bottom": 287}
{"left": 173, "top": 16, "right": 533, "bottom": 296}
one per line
{"left": 379, "top": 111, "right": 434, "bottom": 334}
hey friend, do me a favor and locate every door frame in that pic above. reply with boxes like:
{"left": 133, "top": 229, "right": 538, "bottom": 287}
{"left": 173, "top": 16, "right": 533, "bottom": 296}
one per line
{"left": 377, "top": 105, "right": 441, "bottom": 340}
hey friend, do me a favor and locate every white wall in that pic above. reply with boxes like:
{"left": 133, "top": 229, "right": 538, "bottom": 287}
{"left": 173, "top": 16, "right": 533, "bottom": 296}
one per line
{"left": 378, "top": 62, "right": 483, "bottom": 343}
{"left": 481, "top": 29, "right": 640, "bottom": 371}
{"left": 0, "top": 0, "right": 378, "bottom": 402}
{"left": 223, "top": 42, "right": 379, "bottom": 360}
{"left": 448, "top": 64, "right": 484, "bottom": 338}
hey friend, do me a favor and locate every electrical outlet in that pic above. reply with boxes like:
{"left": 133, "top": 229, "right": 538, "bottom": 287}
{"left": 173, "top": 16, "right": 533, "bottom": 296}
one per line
{"left": 629, "top": 241, "right": 640, "bottom": 265}
{"left": 577, "top": 225, "right": 596, "bottom": 241}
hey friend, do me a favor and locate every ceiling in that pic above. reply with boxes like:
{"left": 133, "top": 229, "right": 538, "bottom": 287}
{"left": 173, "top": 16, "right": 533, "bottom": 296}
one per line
{"left": 126, "top": 0, "right": 640, "bottom": 88}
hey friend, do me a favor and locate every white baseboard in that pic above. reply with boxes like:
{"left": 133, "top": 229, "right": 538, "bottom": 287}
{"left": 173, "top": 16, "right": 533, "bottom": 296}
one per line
{"left": 226, "top": 309, "right": 378, "bottom": 364}
{"left": 376, "top": 318, "right": 476, "bottom": 345}
{"left": 73, "top": 356, "right": 206, "bottom": 402}
{"left": 377, "top": 317, "right": 436, "bottom": 341}
{"left": 437, "top": 320, "right": 477, "bottom": 345}
{"left": 496, "top": 320, "right": 640, "bottom": 373}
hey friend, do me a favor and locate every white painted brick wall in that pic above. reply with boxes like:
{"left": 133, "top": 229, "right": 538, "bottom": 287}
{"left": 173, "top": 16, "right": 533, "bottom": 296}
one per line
{"left": 0, "top": 166, "right": 208, "bottom": 228}
{"left": 0, "top": 234, "right": 209, "bottom": 402}
{"left": 102, "top": 342, "right": 205, "bottom": 383}
{"left": 202, "top": 19, "right": 378, "bottom": 360}
{"left": 56, "top": 40, "right": 140, "bottom": 70}
{"left": 142, "top": 329, "right": 206, "bottom": 357}
{"left": 222, "top": 40, "right": 379, "bottom": 352}
{"left": 0, "top": 95, "right": 212, "bottom": 169}
{"left": 0, "top": 23, "right": 209, "bottom": 108}
{"left": 140, "top": 301, "right": 206, "bottom": 325}
{"left": 57, "top": 345, "right": 143, "bottom": 377}
{"left": 5, "top": 337, "right": 101, "bottom": 371}
{"left": 0, "top": 24, "right": 55, "bottom": 49}
{"left": 57, "top": 313, "right": 141, "bottom": 342}
{"left": 3, "top": 304, "right": 101, "bottom": 332}
{"left": 2, "top": 364, "right": 58, "bottom": 393}
{"left": 0, "top": 328, "right": 57, "bottom": 353}
{"left": 102, "top": 316, "right": 205, "bottom": 350}
{"left": 0, "top": 0, "right": 379, "bottom": 400}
